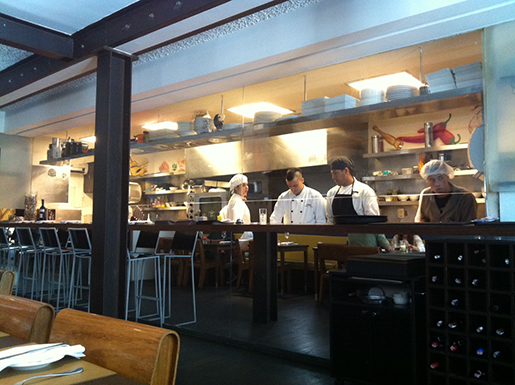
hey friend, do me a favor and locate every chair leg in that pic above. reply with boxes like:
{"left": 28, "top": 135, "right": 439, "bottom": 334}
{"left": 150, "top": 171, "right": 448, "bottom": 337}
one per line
{"left": 318, "top": 277, "right": 326, "bottom": 303}
{"left": 236, "top": 267, "right": 243, "bottom": 290}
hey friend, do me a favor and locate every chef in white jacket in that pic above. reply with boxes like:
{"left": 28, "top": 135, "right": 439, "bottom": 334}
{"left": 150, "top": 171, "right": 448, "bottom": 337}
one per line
{"left": 225, "top": 173, "right": 252, "bottom": 239}
{"left": 270, "top": 168, "right": 326, "bottom": 224}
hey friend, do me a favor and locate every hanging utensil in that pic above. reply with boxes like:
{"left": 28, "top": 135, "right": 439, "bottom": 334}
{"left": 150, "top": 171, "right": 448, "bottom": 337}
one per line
{"left": 214, "top": 95, "right": 225, "bottom": 130}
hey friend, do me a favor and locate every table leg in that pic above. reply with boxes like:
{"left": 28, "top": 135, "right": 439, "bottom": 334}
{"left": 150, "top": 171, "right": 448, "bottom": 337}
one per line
{"left": 303, "top": 248, "right": 308, "bottom": 293}
{"left": 253, "top": 232, "right": 277, "bottom": 323}
{"left": 280, "top": 250, "right": 285, "bottom": 297}
{"left": 313, "top": 247, "right": 319, "bottom": 301}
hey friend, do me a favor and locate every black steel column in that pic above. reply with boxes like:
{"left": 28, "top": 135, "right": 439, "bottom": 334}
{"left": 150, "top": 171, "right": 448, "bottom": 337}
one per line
{"left": 91, "top": 48, "right": 134, "bottom": 317}
{"left": 253, "top": 232, "right": 278, "bottom": 323}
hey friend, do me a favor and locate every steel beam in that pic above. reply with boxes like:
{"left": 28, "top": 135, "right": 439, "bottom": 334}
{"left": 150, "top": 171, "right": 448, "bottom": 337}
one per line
{"left": 0, "top": 13, "right": 74, "bottom": 59}
{"left": 90, "top": 48, "right": 135, "bottom": 317}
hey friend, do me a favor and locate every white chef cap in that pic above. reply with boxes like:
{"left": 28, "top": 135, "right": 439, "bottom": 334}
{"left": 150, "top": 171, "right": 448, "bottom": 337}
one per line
{"left": 420, "top": 159, "right": 455, "bottom": 180}
{"left": 229, "top": 174, "right": 248, "bottom": 190}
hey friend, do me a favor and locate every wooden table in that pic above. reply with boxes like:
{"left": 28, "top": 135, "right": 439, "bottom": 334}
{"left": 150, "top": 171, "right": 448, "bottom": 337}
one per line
{"left": 0, "top": 333, "right": 143, "bottom": 384}
{"left": 277, "top": 243, "right": 309, "bottom": 296}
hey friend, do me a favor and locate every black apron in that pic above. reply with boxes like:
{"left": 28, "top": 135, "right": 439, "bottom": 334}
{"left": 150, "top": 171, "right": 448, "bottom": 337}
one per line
{"left": 332, "top": 182, "right": 358, "bottom": 216}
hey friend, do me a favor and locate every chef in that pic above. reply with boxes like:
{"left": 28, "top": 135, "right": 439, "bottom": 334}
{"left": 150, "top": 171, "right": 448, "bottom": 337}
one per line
{"left": 226, "top": 173, "right": 252, "bottom": 239}
{"left": 415, "top": 159, "right": 477, "bottom": 222}
{"left": 326, "top": 156, "right": 393, "bottom": 252}
{"left": 269, "top": 168, "right": 326, "bottom": 224}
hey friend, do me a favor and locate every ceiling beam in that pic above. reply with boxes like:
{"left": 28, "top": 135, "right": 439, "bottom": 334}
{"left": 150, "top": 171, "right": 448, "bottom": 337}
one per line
{"left": 0, "top": 13, "right": 74, "bottom": 59}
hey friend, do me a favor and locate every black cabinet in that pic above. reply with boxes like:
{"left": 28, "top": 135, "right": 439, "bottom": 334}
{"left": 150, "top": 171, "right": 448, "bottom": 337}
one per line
{"left": 426, "top": 239, "right": 515, "bottom": 385}
{"left": 330, "top": 271, "right": 425, "bottom": 385}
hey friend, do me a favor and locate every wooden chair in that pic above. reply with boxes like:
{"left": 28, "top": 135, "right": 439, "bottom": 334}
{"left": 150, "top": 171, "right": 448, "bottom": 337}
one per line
{"left": 183, "top": 239, "right": 221, "bottom": 289}
{"left": 50, "top": 308, "right": 180, "bottom": 385}
{"left": 0, "top": 268, "right": 15, "bottom": 295}
{"left": 235, "top": 239, "right": 253, "bottom": 291}
{"left": 317, "top": 243, "right": 380, "bottom": 303}
{"left": 0, "top": 293, "right": 55, "bottom": 343}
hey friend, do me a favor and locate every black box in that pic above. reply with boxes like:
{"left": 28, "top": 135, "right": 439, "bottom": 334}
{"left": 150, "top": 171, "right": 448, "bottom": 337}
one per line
{"left": 346, "top": 253, "right": 425, "bottom": 278}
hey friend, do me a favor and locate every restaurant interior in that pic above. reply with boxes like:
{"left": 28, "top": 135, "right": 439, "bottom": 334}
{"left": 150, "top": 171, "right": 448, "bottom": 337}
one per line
{"left": 1, "top": 1, "right": 515, "bottom": 384}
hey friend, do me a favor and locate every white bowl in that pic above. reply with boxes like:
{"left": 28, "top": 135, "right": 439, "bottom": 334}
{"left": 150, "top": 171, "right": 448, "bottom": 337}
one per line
{"left": 473, "top": 192, "right": 482, "bottom": 198}
{"left": 397, "top": 195, "right": 409, "bottom": 201}
{"left": 384, "top": 196, "right": 393, "bottom": 202}
{"left": 409, "top": 195, "right": 419, "bottom": 201}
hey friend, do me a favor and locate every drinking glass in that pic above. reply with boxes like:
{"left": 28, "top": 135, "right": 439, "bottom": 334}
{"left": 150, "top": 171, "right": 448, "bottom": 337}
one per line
{"left": 259, "top": 208, "right": 267, "bottom": 225}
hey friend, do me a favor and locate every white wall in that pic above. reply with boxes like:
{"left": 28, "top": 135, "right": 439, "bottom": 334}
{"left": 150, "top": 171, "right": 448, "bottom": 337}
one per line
{"left": 0, "top": 133, "right": 32, "bottom": 208}
{"left": 3, "top": 0, "right": 515, "bottom": 136}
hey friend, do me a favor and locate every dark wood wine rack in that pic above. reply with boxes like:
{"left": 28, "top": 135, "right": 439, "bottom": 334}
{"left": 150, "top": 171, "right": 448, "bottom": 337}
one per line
{"left": 426, "top": 239, "right": 515, "bottom": 385}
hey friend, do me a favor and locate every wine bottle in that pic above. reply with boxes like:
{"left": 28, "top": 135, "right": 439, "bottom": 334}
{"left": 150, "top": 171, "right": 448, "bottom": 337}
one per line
{"left": 456, "top": 254, "right": 464, "bottom": 262}
{"left": 495, "top": 328, "right": 505, "bottom": 336}
{"left": 436, "top": 320, "right": 444, "bottom": 328}
{"left": 491, "top": 304, "right": 502, "bottom": 312}
{"left": 454, "top": 277, "right": 463, "bottom": 285}
{"left": 476, "top": 325, "right": 485, "bottom": 333}
{"left": 431, "top": 275, "right": 439, "bottom": 283}
{"left": 450, "top": 298, "right": 460, "bottom": 307}
{"left": 473, "top": 370, "right": 486, "bottom": 379}
{"left": 471, "top": 278, "right": 480, "bottom": 287}
{"left": 449, "top": 339, "right": 464, "bottom": 352}
{"left": 492, "top": 350, "right": 501, "bottom": 359}
{"left": 38, "top": 199, "right": 48, "bottom": 220}
{"left": 476, "top": 348, "right": 484, "bottom": 356}
{"left": 429, "top": 362, "right": 440, "bottom": 370}
{"left": 448, "top": 321, "right": 462, "bottom": 329}
{"left": 433, "top": 254, "right": 441, "bottom": 261}
{"left": 431, "top": 341, "right": 443, "bottom": 349}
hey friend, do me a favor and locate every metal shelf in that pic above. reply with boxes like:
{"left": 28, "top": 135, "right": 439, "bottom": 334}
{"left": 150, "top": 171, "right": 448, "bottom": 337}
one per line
{"left": 363, "top": 143, "right": 469, "bottom": 159}
{"left": 141, "top": 206, "right": 187, "bottom": 211}
{"left": 143, "top": 189, "right": 188, "bottom": 195}
{"left": 129, "top": 171, "right": 185, "bottom": 180}
{"left": 363, "top": 169, "right": 478, "bottom": 181}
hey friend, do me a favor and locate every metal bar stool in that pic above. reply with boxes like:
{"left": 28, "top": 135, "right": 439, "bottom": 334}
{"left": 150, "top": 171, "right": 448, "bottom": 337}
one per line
{"left": 125, "top": 230, "right": 163, "bottom": 325}
{"left": 14, "top": 227, "right": 43, "bottom": 299}
{"left": 0, "top": 227, "right": 17, "bottom": 270}
{"left": 161, "top": 231, "right": 198, "bottom": 327}
{"left": 67, "top": 228, "right": 92, "bottom": 312}
{"left": 39, "top": 227, "right": 73, "bottom": 311}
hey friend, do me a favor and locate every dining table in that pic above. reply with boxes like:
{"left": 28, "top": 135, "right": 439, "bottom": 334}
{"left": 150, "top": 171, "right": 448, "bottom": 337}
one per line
{"left": 0, "top": 332, "right": 143, "bottom": 385}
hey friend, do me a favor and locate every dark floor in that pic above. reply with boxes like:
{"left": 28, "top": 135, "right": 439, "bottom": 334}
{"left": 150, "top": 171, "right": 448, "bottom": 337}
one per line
{"left": 132, "top": 278, "right": 335, "bottom": 385}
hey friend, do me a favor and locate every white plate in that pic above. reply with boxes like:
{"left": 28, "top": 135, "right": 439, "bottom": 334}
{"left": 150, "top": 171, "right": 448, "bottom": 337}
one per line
{"left": 10, "top": 354, "right": 65, "bottom": 371}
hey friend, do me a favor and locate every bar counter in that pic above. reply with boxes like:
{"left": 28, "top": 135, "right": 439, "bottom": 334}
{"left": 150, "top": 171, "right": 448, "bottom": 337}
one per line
{"left": 3, "top": 221, "right": 514, "bottom": 323}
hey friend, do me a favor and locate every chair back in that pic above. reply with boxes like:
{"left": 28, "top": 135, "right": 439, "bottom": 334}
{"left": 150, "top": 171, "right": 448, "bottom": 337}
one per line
{"left": 68, "top": 228, "right": 92, "bottom": 253}
{"left": 0, "top": 269, "right": 15, "bottom": 295}
{"left": 317, "top": 243, "right": 380, "bottom": 272}
{"left": 236, "top": 239, "right": 252, "bottom": 266}
{"left": 40, "top": 227, "right": 62, "bottom": 250}
{"left": 133, "top": 231, "right": 160, "bottom": 254}
{"left": 15, "top": 227, "right": 37, "bottom": 248}
{"left": 0, "top": 294, "right": 55, "bottom": 343}
{"left": 169, "top": 231, "right": 198, "bottom": 255}
{"left": 50, "top": 309, "right": 180, "bottom": 385}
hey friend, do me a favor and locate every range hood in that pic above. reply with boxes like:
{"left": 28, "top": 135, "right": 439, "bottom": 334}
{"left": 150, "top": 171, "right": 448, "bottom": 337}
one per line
{"left": 185, "top": 130, "right": 329, "bottom": 178}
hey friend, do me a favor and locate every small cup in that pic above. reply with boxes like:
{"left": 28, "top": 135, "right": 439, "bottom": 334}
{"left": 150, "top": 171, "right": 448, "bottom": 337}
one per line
{"left": 259, "top": 208, "right": 267, "bottom": 225}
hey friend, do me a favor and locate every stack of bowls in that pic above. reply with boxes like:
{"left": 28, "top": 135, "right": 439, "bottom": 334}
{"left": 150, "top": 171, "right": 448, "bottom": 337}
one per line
{"left": 360, "top": 88, "right": 385, "bottom": 106}
{"left": 253, "top": 111, "right": 282, "bottom": 124}
{"left": 177, "top": 121, "right": 196, "bottom": 137}
{"left": 386, "top": 85, "right": 419, "bottom": 101}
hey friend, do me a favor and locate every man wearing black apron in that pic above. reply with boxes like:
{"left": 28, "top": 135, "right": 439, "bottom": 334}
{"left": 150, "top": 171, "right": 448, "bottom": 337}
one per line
{"left": 326, "top": 157, "right": 394, "bottom": 252}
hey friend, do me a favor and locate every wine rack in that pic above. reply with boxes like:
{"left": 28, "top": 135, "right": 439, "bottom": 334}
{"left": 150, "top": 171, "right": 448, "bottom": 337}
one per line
{"left": 426, "top": 239, "right": 515, "bottom": 385}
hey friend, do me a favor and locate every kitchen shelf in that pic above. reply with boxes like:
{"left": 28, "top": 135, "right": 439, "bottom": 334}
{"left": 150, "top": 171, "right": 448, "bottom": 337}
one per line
{"left": 141, "top": 206, "right": 187, "bottom": 211}
{"left": 39, "top": 86, "right": 481, "bottom": 162}
{"left": 363, "top": 169, "right": 478, "bottom": 181}
{"left": 130, "top": 171, "right": 185, "bottom": 180}
{"left": 143, "top": 189, "right": 188, "bottom": 195}
{"left": 379, "top": 197, "right": 485, "bottom": 206}
{"left": 363, "top": 143, "right": 469, "bottom": 159}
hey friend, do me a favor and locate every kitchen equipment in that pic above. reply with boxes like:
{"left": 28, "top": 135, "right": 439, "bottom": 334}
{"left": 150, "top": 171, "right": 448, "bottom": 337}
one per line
{"left": 358, "top": 287, "right": 390, "bottom": 305}
{"left": 214, "top": 95, "right": 225, "bottom": 130}
{"left": 188, "top": 191, "right": 229, "bottom": 221}
{"left": 424, "top": 122, "right": 433, "bottom": 147}
{"left": 371, "top": 135, "right": 384, "bottom": 153}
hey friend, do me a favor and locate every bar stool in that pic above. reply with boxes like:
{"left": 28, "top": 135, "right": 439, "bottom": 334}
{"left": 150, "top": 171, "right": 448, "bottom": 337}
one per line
{"left": 67, "top": 228, "right": 92, "bottom": 312}
{"left": 125, "top": 231, "right": 162, "bottom": 325}
{"left": 161, "top": 231, "right": 198, "bottom": 326}
{"left": 0, "top": 227, "right": 17, "bottom": 270}
{"left": 14, "top": 227, "right": 43, "bottom": 299}
{"left": 39, "top": 227, "right": 73, "bottom": 311}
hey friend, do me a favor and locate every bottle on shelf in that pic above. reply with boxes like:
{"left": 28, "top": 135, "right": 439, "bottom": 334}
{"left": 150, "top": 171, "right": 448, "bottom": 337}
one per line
{"left": 454, "top": 277, "right": 463, "bottom": 285}
{"left": 431, "top": 275, "right": 439, "bottom": 283}
{"left": 38, "top": 199, "right": 48, "bottom": 220}
{"left": 429, "top": 362, "right": 440, "bottom": 370}
{"left": 476, "top": 348, "right": 485, "bottom": 356}
{"left": 450, "top": 298, "right": 460, "bottom": 307}
{"left": 449, "top": 339, "right": 465, "bottom": 352}
{"left": 448, "top": 321, "right": 462, "bottom": 329}
{"left": 476, "top": 325, "right": 485, "bottom": 333}
{"left": 471, "top": 278, "right": 480, "bottom": 287}
{"left": 492, "top": 350, "right": 502, "bottom": 359}
{"left": 473, "top": 370, "right": 486, "bottom": 379}
{"left": 495, "top": 328, "right": 505, "bottom": 336}
{"left": 436, "top": 320, "right": 444, "bottom": 328}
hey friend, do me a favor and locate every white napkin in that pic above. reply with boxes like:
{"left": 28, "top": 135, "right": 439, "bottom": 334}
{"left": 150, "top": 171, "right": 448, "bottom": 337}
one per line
{"left": 0, "top": 343, "right": 85, "bottom": 371}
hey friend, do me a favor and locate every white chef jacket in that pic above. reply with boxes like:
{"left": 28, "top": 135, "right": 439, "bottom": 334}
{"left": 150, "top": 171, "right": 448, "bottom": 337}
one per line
{"left": 326, "top": 179, "right": 380, "bottom": 223}
{"left": 269, "top": 186, "right": 326, "bottom": 224}
{"left": 226, "top": 193, "right": 252, "bottom": 239}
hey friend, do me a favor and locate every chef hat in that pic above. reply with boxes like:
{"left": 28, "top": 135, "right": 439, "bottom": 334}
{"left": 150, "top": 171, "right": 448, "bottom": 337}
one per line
{"left": 420, "top": 159, "right": 455, "bottom": 179}
{"left": 229, "top": 174, "right": 248, "bottom": 190}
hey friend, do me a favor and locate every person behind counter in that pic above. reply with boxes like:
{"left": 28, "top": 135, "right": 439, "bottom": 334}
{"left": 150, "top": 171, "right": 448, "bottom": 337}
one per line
{"left": 226, "top": 173, "right": 252, "bottom": 239}
{"left": 415, "top": 159, "right": 477, "bottom": 223}
{"left": 391, "top": 234, "right": 426, "bottom": 253}
{"left": 269, "top": 168, "right": 326, "bottom": 224}
{"left": 326, "top": 156, "right": 394, "bottom": 252}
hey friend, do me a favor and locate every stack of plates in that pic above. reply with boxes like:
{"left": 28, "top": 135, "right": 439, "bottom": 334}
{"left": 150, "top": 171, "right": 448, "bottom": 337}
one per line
{"left": 223, "top": 123, "right": 242, "bottom": 130}
{"left": 302, "top": 97, "right": 328, "bottom": 116}
{"left": 147, "top": 129, "right": 178, "bottom": 141}
{"left": 453, "top": 62, "right": 482, "bottom": 89}
{"left": 386, "top": 85, "right": 419, "bottom": 101}
{"left": 360, "top": 88, "right": 385, "bottom": 106}
{"left": 425, "top": 68, "right": 456, "bottom": 93}
{"left": 254, "top": 111, "right": 282, "bottom": 123}
{"left": 177, "top": 121, "right": 196, "bottom": 137}
{"left": 194, "top": 117, "right": 213, "bottom": 134}
{"left": 324, "top": 94, "right": 359, "bottom": 112}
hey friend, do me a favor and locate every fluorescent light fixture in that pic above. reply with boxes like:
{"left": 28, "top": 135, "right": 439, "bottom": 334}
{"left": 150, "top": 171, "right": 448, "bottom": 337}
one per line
{"left": 228, "top": 102, "right": 292, "bottom": 119}
{"left": 142, "top": 121, "right": 178, "bottom": 130}
{"left": 80, "top": 136, "right": 96, "bottom": 143}
{"left": 348, "top": 72, "right": 424, "bottom": 91}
